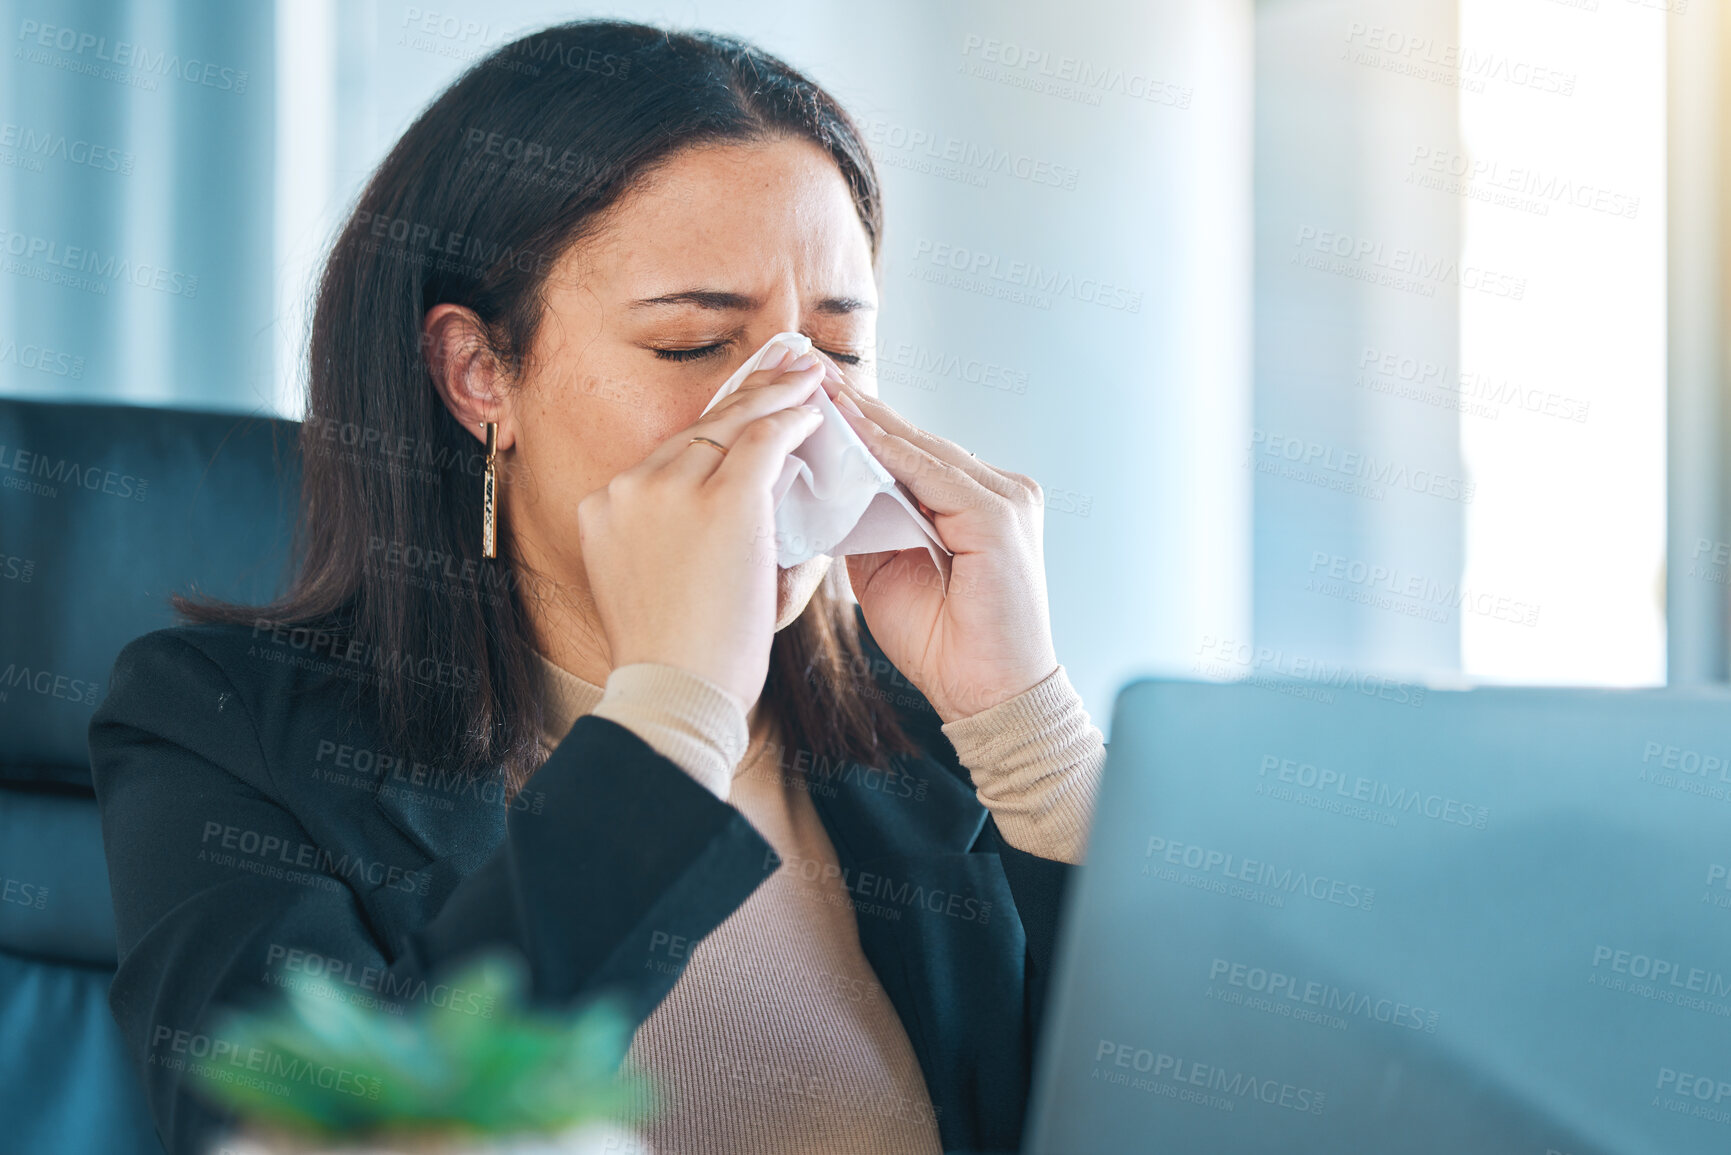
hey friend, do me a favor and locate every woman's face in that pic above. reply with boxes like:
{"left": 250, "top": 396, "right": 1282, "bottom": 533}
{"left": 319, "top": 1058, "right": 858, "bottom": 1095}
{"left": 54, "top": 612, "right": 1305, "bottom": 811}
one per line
{"left": 500, "top": 136, "right": 879, "bottom": 629}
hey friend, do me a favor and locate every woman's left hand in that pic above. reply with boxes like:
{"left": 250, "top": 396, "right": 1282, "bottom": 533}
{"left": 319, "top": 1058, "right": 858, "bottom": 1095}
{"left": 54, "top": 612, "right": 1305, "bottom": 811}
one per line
{"left": 818, "top": 354, "right": 1058, "bottom": 724}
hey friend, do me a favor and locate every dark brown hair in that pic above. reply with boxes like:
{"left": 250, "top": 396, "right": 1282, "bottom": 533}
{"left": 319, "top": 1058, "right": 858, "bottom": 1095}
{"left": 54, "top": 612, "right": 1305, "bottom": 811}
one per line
{"left": 176, "top": 20, "right": 918, "bottom": 790}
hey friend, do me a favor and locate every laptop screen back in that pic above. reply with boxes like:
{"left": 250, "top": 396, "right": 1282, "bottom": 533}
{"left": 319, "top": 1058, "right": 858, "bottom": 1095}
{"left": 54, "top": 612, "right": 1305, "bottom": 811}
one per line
{"left": 1024, "top": 678, "right": 1731, "bottom": 1155}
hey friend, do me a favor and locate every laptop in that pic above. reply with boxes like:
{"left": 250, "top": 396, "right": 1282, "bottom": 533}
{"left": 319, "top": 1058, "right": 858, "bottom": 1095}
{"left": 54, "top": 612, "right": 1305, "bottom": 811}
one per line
{"left": 1023, "top": 677, "right": 1731, "bottom": 1154}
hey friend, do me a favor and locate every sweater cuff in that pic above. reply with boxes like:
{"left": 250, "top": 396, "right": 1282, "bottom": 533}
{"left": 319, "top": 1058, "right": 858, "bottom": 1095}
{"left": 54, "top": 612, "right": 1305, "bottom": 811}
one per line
{"left": 940, "top": 665, "right": 1104, "bottom": 864}
{"left": 589, "top": 663, "right": 749, "bottom": 801}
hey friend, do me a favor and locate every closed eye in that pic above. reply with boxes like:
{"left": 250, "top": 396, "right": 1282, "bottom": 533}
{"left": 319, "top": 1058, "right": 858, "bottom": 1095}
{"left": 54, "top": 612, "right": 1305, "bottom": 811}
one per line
{"left": 652, "top": 343, "right": 731, "bottom": 363}
{"left": 650, "top": 342, "right": 863, "bottom": 366}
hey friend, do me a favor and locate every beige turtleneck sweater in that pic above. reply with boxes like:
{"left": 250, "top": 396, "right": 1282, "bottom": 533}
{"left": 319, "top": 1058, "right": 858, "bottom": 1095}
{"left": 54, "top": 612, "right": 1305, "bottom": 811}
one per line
{"left": 529, "top": 642, "right": 1106, "bottom": 1155}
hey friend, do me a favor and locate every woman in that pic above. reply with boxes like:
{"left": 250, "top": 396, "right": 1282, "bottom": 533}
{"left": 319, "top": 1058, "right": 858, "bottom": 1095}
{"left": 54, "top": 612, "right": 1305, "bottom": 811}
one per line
{"left": 89, "top": 20, "right": 1105, "bottom": 1155}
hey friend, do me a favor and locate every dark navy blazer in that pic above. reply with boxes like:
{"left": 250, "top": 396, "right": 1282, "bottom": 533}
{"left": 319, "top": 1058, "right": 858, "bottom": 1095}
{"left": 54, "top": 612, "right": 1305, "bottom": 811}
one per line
{"left": 87, "top": 605, "right": 1075, "bottom": 1155}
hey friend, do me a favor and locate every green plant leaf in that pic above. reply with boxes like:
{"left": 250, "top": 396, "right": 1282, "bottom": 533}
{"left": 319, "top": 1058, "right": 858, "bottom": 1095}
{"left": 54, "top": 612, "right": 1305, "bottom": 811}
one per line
{"left": 189, "top": 950, "right": 652, "bottom": 1140}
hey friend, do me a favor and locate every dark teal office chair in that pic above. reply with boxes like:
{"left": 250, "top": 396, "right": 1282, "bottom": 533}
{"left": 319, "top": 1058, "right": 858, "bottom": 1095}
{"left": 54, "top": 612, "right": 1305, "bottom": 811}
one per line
{"left": 0, "top": 397, "right": 300, "bottom": 1155}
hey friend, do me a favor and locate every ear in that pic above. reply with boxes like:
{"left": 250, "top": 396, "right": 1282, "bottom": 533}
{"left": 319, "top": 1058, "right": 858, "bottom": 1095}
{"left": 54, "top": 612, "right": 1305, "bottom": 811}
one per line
{"left": 423, "top": 303, "right": 518, "bottom": 451}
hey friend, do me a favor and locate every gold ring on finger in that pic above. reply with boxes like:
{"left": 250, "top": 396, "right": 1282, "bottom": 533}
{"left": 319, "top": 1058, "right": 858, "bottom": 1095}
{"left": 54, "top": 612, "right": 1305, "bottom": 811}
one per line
{"left": 689, "top": 436, "right": 729, "bottom": 456}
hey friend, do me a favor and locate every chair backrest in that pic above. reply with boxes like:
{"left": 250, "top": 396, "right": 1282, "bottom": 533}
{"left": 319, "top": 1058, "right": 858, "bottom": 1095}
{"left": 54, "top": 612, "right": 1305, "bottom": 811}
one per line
{"left": 0, "top": 396, "right": 301, "bottom": 1155}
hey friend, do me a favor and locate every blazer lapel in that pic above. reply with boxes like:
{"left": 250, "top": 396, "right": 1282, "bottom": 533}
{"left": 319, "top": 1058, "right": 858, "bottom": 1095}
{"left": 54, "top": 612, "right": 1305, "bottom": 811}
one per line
{"left": 807, "top": 745, "right": 988, "bottom": 863}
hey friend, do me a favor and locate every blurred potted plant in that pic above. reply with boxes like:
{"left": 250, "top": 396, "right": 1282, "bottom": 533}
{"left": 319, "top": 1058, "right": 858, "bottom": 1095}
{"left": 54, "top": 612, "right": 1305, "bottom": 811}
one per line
{"left": 191, "top": 951, "right": 653, "bottom": 1155}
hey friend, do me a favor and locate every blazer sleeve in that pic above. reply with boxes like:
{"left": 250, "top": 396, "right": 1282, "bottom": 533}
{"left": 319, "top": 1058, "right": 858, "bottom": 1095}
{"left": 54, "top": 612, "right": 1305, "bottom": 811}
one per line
{"left": 991, "top": 827, "right": 1073, "bottom": 1046}
{"left": 88, "top": 630, "right": 775, "bottom": 1155}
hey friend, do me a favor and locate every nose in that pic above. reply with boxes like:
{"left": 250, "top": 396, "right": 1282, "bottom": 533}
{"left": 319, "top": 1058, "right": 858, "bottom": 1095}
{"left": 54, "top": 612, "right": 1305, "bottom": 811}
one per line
{"left": 753, "top": 275, "right": 831, "bottom": 357}
{"left": 738, "top": 316, "right": 846, "bottom": 394}
{"left": 736, "top": 287, "right": 852, "bottom": 397}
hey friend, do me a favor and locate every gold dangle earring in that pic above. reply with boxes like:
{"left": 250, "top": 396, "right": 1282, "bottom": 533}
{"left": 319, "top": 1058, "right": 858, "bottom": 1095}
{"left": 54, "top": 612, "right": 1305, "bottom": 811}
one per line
{"left": 481, "top": 422, "right": 498, "bottom": 558}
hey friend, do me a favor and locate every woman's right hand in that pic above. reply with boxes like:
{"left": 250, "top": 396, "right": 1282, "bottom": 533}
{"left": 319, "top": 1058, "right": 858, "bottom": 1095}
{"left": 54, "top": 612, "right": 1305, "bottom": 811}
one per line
{"left": 575, "top": 347, "right": 830, "bottom": 712}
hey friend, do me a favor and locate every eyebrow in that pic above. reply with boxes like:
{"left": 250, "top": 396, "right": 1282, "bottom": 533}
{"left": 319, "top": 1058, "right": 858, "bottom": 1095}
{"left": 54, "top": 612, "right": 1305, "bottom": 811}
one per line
{"left": 629, "top": 289, "right": 875, "bottom": 315}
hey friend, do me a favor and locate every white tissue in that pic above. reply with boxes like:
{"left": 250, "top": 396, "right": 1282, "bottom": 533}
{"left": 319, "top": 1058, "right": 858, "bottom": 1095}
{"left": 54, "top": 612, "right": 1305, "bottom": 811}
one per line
{"left": 698, "top": 331, "right": 953, "bottom": 585}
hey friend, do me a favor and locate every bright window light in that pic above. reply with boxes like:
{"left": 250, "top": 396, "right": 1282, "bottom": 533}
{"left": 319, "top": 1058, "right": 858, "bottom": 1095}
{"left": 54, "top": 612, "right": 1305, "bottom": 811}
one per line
{"left": 1456, "top": 1, "right": 1667, "bottom": 685}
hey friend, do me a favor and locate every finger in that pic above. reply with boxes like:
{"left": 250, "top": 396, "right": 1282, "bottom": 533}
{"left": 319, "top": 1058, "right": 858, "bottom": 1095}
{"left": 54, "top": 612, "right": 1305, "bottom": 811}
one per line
{"left": 840, "top": 405, "right": 995, "bottom": 519}
{"left": 834, "top": 377, "right": 1026, "bottom": 501}
{"left": 658, "top": 391, "right": 815, "bottom": 489}
{"left": 696, "top": 361, "right": 826, "bottom": 428}
{"left": 806, "top": 347, "right": 853, "bottom": 397}
{"left": 705, "top": 351, "right": 824, "bottom": 418}
{"left": 692, "top": 363, "right": 826, "bottom": 441}
{"left": 660, "top": 356, "right": 827, "bottom": 486}
{"left": 842, "top": 381, "right": 1020, "bottom": 498}
{"left": 846, "top": 547, "right": 938, "bottom": 598}
{"left": 708, "top": 405, "right": 826, "bottom": 495}
{"left": 665, "top": 433, "right": 734, "bottom": 484}
{"left": 637, "top": 370, "right": 823, "bottom": 474}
